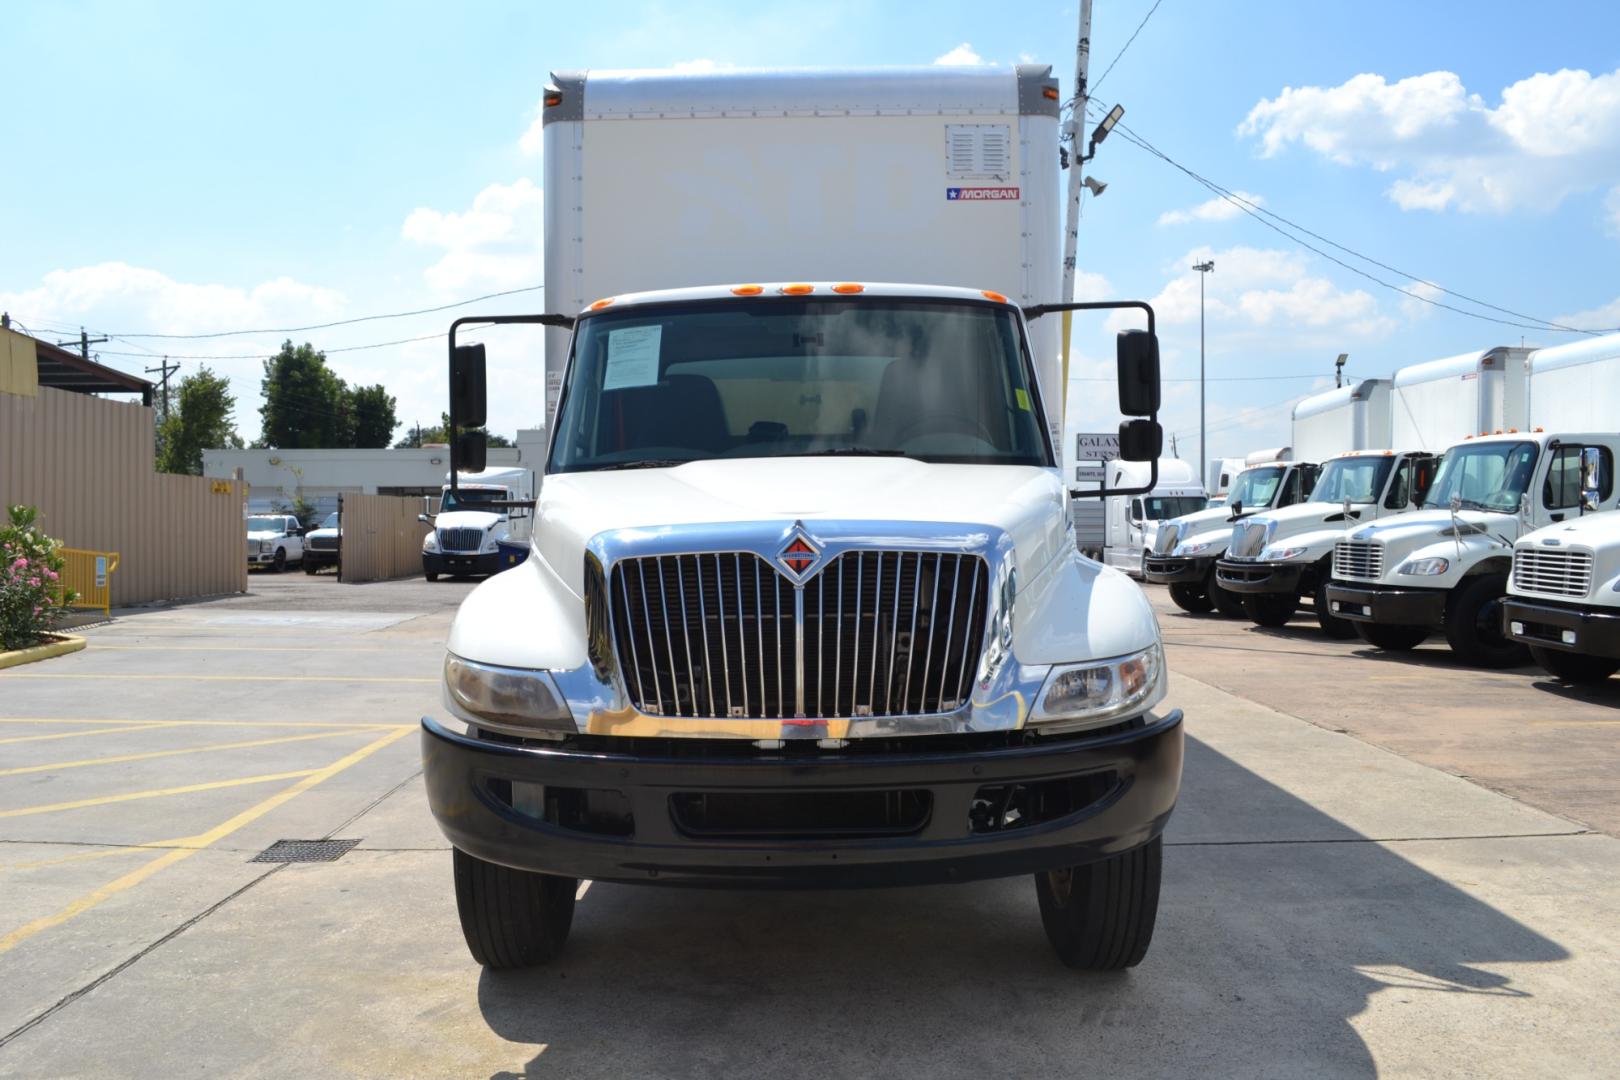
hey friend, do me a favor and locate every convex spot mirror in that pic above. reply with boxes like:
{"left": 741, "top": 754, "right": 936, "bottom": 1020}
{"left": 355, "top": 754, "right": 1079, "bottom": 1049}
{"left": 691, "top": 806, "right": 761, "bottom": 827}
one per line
{"left": 1116, "top": 330, "right": 1161, "bottom": 417}
{"left": 1118, "top": 418, "right": 1162, "bottom": 462}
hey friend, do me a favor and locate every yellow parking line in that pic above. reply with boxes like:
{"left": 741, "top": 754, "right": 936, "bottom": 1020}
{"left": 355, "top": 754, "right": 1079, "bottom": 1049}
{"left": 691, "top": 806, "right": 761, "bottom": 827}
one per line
{"left": 0, "top": 722, "right": 183, "bottom": 746}
{"left": 0, "top": 726, "right": 412, "bottom": 955}
{"left": 90, "top": 645, "right": 395, "bottom": 653}
{"left": 0, "top": 717, "right": 415, "bottom": 730}
{"left": 0, "top": 727, "right": 380, "bottom": 778}
{"left": 2, "top": 840, "right": 190, "bottom": 873}
{"left": 0, "top": 673, "right": 436, "bottom": 683}
{"left": 0, "top": 770, "right": 320, "bottom": 819}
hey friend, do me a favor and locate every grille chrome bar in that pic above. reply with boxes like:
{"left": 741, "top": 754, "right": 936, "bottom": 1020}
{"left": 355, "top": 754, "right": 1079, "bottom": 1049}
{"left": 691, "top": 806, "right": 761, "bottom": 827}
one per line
{"left": 1512, "top": 548, "right": 1594, "bottom": 598}
{"left": 1333, "top": 540, "right": 1383, "bottom": 580}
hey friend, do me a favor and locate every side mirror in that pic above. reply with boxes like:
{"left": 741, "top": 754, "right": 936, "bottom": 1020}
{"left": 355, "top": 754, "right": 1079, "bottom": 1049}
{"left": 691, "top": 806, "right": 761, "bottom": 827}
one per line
{"left": 1117, "top": 418, "right": 1161, "bottom": 462}
{"left": 1116, "top": 330, "right": 1161, "bottom": 417}
{"left": 1580, "top": 446, "right": 1603, "bottom": 512}
{"left": 1450, "top": 493, "right": 1463, "bottom": 513}
{"left": 1412, "top": 459, "right": 1436, "bottom": 504}
{"left": 452, "top": 342, "right": 488, "bottom": 429}
{"left": 417, "top": 513, "right": 432, "bottom": 524}
{"left": 1230, "top": 499, "right": 1243, "bottom": 519}
{"left": 456, "top": 430, "right": 488, "bottom": 474}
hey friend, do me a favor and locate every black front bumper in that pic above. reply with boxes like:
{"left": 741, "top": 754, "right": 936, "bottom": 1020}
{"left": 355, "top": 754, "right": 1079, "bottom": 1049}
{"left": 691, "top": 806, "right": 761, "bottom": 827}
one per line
{"left": 1323, "top": 582, "right": 1447, "bottom": 626}
{"left": 1502, "top": 597, "right": 1620, "bottom": 659}
{"left": 1144, "top": 555, "right": 1213, "bottom": 585}
{"left": 424, "top": 551, "right": 500, "bottom": 576}
{"left": 304, "top": 548, "right": 338, "bottom": 567}
{"left": 421, "top": 712, "right": 1184, "bottom": 889}
{"left": 1215, "top": 558, "right": 1307, "bottom": 596}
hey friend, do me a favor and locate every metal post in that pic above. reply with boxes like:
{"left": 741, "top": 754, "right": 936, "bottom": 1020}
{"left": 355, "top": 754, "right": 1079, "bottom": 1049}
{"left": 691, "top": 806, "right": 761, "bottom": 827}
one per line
{"left": 1058, "top": 0, "right": 1093, "bottom": 437}
{"left": 1192, "top": 260, "right": 1215, "bottom": 483}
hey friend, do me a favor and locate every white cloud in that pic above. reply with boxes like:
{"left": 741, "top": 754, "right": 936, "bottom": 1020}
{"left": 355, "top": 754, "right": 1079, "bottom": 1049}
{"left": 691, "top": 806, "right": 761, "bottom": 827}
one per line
{"left": 934, "top": 43, "right": 986, "bottom": 66}
{"left": 1400, "top": 280, "right": 1444, "bottom": 320}
{"left": 1554, "top": 294, "right": 1620, "bottom": 333}
{"left": 1607, "top": 185, "right": 1620, "bottom": 237}
{"left": 1239, "top": 67, "right": 1620, "bottom": 220}
{"left": 402, "top": 179, "right": 544, "bottom": 295}
{"left": 1157, "top": 191, "right": 1264, "bottom": 226}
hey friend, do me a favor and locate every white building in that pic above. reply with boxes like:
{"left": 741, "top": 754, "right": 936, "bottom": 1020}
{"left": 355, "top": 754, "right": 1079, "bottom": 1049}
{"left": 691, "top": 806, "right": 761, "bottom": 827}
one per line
{"left": 204, "top": 429, "right": 548, "bottom": 515}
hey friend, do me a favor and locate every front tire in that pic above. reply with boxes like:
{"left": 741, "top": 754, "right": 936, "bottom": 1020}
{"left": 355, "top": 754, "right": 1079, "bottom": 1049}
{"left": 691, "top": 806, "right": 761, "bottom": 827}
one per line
{"left": 1314, "top": 576, "right": 1358, "bottom": 639}
{"left": 425, "top": 571, "right": 439, "bottom": 582}
{"left": 1243, "top": 591, "right": 1298, "bottom": 628}
{"left": 303, "top": 560, "right": 318, "bottom": 575}
{"left": 1036, "top": 837, "right": 1162, "bottom": 971}
{"left": 1354, "top": 622, "right": 1429, "bottom": 651}
{"left": 1168, "top": 582, "right": 1214, "bottom": 613}
{"left": 1211, "top": 580, "right": 1246, "bottom": 618}
{"left": 1444, "top": 575, "right": 1529, "bottom": 669}
{"left": 452, "top": 848, "right": 576, "bottom": 969}
{"left": 271, "top": 548, "right": 287, "bottom": 573}
{"left": 1529, "top": 646, "right": 1619, "bottom": 685}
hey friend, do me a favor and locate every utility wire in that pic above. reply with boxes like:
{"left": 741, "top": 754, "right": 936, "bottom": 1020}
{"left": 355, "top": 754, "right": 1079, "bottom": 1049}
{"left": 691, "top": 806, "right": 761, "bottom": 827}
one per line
{"left": 95, "top": 331, "right": 447, "bottom": 362}
{"left": 1091, "top": 0, "right": 1165, "bottom": 92}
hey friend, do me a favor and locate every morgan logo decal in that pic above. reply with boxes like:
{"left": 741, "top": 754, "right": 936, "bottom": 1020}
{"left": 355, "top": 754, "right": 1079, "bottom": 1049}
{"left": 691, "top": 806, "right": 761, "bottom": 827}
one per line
{"left": 947, "top": 187, "right": 1020, "bottom": 201}
{"left": 777, "top": 523, "right": 821, "bottom": 581}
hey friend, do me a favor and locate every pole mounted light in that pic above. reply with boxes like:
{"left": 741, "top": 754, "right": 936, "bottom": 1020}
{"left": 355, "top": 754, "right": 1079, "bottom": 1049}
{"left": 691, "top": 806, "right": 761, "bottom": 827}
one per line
{"left": 1192, "top": 260, "right": 1215, "bottom": 486}
{"left": 1082, "top": 103, "right": 1125, "bottom": 164}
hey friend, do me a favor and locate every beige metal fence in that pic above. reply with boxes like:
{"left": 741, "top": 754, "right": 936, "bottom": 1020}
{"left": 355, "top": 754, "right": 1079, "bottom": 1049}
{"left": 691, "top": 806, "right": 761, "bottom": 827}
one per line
{"left": 0, "top": 385, "right": 247, "bottom": 606}
{"left": 338, "top": 493, "right": 431, "bottom": 584}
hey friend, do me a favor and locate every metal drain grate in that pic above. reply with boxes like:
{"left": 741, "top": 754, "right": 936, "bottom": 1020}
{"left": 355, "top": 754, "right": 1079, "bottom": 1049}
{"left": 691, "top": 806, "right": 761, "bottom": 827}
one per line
{"left": 251, "top": 839, "right": 360, "bottom": 864}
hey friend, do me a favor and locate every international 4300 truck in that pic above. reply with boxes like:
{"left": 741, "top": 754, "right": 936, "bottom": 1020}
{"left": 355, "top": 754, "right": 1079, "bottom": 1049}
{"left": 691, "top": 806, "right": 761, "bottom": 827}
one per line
{"left": 420, "top": 66, "right": 1184, "bottom": 972}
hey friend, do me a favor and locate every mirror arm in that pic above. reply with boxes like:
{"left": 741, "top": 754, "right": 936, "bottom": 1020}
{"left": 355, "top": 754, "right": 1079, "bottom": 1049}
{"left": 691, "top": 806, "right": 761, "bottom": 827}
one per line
{"left": 1022, "top": 300, "right": 1156, "bottom": 337}
{"left": 447, "top": 313, "right": 576, "bottom": 495}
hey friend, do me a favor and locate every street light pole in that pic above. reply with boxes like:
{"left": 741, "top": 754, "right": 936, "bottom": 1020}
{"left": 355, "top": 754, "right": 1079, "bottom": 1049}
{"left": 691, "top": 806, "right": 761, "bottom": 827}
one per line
{"left": 1192, "top": 260, "right": 1215, "bottom": 484}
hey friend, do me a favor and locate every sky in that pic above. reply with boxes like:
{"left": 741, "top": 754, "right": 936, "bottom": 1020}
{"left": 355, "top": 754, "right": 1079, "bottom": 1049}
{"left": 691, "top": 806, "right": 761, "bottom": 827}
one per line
{"left": 4, "top": 0, "right": 1619, "bottom": 477}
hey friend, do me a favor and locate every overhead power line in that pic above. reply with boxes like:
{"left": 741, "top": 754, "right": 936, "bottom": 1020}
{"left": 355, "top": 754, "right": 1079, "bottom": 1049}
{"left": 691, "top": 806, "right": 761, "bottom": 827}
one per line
{"left": 95, "top": 331, "right": 447, "bottom": 362}
{"left": 1091, "top": 0, "right": 1165, "bottom": 93}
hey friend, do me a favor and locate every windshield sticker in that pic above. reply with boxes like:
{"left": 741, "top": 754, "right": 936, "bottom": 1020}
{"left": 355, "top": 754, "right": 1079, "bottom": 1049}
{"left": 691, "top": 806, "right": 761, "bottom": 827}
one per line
{"left": 947, "top": 187, "right": 1020, "bottom": 201}
{"left": 1015, "top": 387, "right": 1032, "bottom": 411}
{"left": 602, "top": 325, "right": 663, "bottom": 390}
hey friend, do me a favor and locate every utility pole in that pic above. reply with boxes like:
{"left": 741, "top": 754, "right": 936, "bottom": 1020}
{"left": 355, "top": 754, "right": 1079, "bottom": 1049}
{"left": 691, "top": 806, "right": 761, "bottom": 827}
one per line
{"left": 1192, "top": 260, "right": 1215, "bottom": 485}
{"left": 1058, "top": 0, "right": 1093, "bottom": 443}
{"left": 145, "top": 358, "right": 181, "bottom": 421}
{"left": 59, "top": 326, "right": 108, "bottom": 362}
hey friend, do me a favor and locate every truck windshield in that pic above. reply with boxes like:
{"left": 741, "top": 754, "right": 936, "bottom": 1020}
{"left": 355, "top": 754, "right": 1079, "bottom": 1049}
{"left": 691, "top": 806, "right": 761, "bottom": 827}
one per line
{"left": 319, "top": 513, "right": 338, "bottom": 529}
{"left": 1309, "top": 456, "right": 1394, "bottom": 505}
{"left": 548, "top": 299, "right": 1052, "bottom": 471}
{"left": 246, "top": 517, "right": 285, "bottom": 532}
{"left": 1142, "top": 496, "right": 1206, "bottom": 521}
{"left": 1227, "top": 467, "right": 1283, "bottom": 508}
{"left": 1423, "top": 441, "right": 1538, "bottom": 512}
{"left": 440, "top": 488, "right": 508, "bottom": 513}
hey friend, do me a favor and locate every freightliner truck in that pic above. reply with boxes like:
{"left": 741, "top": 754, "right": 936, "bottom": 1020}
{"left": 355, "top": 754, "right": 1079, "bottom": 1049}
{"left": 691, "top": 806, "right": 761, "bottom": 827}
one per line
{"left": 1502, "top": 502, "right": 1620, "bottom": 684}
{"left": 420, "top": 67, "right": 1184, "bottom": 971}
{"left": 1143, "top": 449, "right": 1319, "bottom": 615}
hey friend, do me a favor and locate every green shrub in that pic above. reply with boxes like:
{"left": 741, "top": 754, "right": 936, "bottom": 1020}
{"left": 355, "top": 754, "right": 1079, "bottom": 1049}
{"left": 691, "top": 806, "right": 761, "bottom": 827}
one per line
{"left": 0, "top": 505, "right": 77, "bottom": 651}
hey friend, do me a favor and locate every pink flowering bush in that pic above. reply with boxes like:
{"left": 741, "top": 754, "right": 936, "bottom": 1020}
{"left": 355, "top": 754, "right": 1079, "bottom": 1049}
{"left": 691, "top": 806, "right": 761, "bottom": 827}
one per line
{"left": 1, "top": 505, "right": 76, "bottom": 651}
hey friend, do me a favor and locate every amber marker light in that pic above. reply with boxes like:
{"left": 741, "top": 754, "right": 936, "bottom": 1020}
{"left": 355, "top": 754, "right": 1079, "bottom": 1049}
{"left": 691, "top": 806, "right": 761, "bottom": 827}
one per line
{"left": 588, "top": 298, "right": 615, "bottom": 311}
{"left": 831, "top": 283, "right": 865, "bottom": 294}
{"left": 1043, "top": 86, "right": 1060, "bottom": 100}
{"left": 780, "top": 283, "right": 815, "bottom": 295}
{"left": 730, "top": 284, "right": 764, "bottom": 296}
{"left": 544, "top": 91, "right": 563, "bottom": 107}
{"left": 981, "top": 290, "right": 1009, "bottom": 303}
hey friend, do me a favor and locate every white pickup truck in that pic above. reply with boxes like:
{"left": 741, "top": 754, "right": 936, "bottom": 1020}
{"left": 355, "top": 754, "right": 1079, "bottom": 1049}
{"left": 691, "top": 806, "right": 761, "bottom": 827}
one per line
{"left": 245, "top": 514, "right": 304, "bottom": 573}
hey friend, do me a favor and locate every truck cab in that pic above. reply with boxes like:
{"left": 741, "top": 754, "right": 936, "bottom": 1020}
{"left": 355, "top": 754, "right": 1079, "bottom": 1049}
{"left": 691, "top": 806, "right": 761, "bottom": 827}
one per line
{"left": 1084, "top": 458, "right": 1205, "bottom": 578}
{"left": 1215, "top": 450, "right": 1435, "bottom": 636}
{"left": 245, "top": 513, "right": 303, "bottom": 572}
{"left": 1144, "top": 451, "right": 1320, "bottom": 615}
{"left": 421, "top": 283, "right": 1183, "bottom": 972}
{"left": 1326, "top": 431, "right": 1620, "bottom": 666}
{"left": 421, "top": 467, "right": 534, "bottom": 581}
{"left": 302, "top": 511, "right": 340, "bottom": 574}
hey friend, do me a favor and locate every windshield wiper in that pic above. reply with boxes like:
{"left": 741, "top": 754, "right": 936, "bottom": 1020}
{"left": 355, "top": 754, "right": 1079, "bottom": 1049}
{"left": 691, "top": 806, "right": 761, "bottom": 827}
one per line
{"left": 789, "top": 447, "right": 908, "bottom": 457}
{"left": 588, "top": 458, "right": 694, "bottom": 471}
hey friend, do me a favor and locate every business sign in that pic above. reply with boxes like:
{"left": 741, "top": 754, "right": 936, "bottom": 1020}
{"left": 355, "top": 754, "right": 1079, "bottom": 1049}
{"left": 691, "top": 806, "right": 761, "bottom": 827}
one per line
{"left": 1074, "top": 432, "right": 1120, "bottom": 461}
{"left": 946, "top": 187, "right": 1020, "bottom": 201}
{"left": 1074, "top": 464, "right": 1105, "bottom": 484}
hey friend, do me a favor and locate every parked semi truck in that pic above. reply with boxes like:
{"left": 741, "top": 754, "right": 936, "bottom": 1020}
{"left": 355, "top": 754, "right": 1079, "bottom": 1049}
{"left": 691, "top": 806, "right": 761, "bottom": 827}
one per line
{"left": 1502, "top": 504, "right": 1620, "bottom": 684}
{"left": 1145, "top": 448, "right": 1319, "bottom": 614}
{"left": 1082, "top": 457, "right": 1205, "bottom": 577}
{"left": 420, "top": 66, "right": 1184, "bottom": 972}
{"left": 420, "top": 466, "right": 535, "bottom": 580}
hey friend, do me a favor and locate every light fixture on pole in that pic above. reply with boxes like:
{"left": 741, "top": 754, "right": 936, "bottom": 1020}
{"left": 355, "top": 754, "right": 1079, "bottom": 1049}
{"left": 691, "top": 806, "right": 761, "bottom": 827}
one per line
{"left": 1192, "top": 260, "right": 1215, "bottom": 484}
{"left": 1335, "top": 353, "right": 1349, "bottom": 388}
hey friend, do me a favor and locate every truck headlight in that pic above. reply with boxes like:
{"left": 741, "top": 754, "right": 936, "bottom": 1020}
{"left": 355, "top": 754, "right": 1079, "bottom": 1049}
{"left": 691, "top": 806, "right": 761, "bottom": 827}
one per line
{"left": 443, "top": 655, "right": 574, "bottom": 736}
{"left": 1261, "top": 545, "right": 1309, "bottom": 561}
{"left": 423, "top": 532, "right": 439, "bottom": 553}
{"left": 482, "top": 536, "right": 498, "bottom": 553}
{"left": 259, "top": 540, "right": 274, "bottom": 553}
{"left": 1397, "top": 557, "right": 1450, "bottom": 576}
{"left": 1031, "top": 644, "right": 1166, "bottom": 730}
{"left": 1173, "top": 541, "right": 1214, "bottom": 557}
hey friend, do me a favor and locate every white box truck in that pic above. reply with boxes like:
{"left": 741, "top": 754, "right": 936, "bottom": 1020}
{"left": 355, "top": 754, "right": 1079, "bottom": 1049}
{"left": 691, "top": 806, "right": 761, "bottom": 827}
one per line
{"left": 1144, "top": 448, "right": 1319, "bottom": 614}
{"left": 1291, "top": 378, "right": 1391, "bottom": 463}
{"left": 1204, "top": 457, "right": 1245, "bottom": 506}
{"left": 420, "top": 466, "right": 535, "bottom": 580}
{"left": 1390, "top": 347, "right": 1530, "bottom": 451}
{"left": 1084, "top": 457, "right": 1205, "bottom": 576}
{"left": 421, "top": 67, "right": 1184, "bottom": 972}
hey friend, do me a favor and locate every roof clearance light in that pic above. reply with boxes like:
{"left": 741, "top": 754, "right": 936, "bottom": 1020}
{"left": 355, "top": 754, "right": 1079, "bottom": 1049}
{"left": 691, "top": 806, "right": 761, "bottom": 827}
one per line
{"left": 1534, "top": 426, "right": 1544, "bottom": 432}
{"left": 982, "top": 290, "right": 1009, "bottom": 303}
{"left": 780, "top": 284, "right": 815, "bottom": 295}
{"left": 831, "top": 283, "right": 865, "bottom": 294}
{"left": 589, "top": 297, "right": 615, "bottom": 311}
{"left": 543, "top": 90, "right": 563, "bottom": 108}
{"left": 1043, "top": 86, "right": 1060, "bottom": 100}
{"left": 731, "top": 284, "right": 764, "bottom": 296}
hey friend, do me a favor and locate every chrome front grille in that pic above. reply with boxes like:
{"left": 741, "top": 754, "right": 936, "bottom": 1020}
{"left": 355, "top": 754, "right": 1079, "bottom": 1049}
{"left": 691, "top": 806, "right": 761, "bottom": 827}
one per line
{"left": 1333, "top": 540, "right": 1383, "bottom": 580}
{"left": 437, "top": 527, "right": 483, "bottom": 552}
{"left": 246, "top": 539, "right": 260, "bottom": 558}
{"left": 607, "top": 550, "right": 988, "bottom": 720}
{"left": 1153, "top": 522, "right": 1180, "bottom": 555}
{"left": 307, "top": 534, "right": 338, "bottom": 551}
{"left": 1512, "top": 548, "right": 1594, "bottom": 599}
{"left": 1230, "top": 521, "right": 1268, "bottom": 560}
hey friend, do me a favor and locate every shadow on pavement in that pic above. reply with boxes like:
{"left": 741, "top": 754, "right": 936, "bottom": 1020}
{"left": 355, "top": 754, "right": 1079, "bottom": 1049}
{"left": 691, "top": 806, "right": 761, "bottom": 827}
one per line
{"left": 474, "top": 736, "right": 1568, "bottom": 1079}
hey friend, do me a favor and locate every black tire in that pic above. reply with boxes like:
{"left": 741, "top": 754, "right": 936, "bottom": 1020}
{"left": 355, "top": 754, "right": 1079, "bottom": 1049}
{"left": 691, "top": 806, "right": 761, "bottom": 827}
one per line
{"left": 1211, "top": 581, "right": 1246, "bottom": 618}
{"left": 303, "top": 560, "right": 318, "bottom": 575}
{"left": 271, "top": 548, "right": 287, "bottom": 573}
{"left": 1243, "top": 592, "right": 1297, "bottom": 628}
{"left": 1444, "top": 575, "right": 1529, "bottom": 669}
{"left": 1314, "top": 576, "right": 1358, "bottom": 639}
{"left": 1354, "top": 622, "right": 1429, "bottom": 651}
{"left": 1168, "top": 582, "right": 1214, "bottom": 613}
{"left": 1036, "top": 837, "right": 1162, "bottom": 971}
{"left": 1529, "top": 645, "right": 1619, "bottom": 685}
{"left": 425, "top": 571, "right": 438, "bottom": 582}
{"left": 452, "top": 847, "right": 576, "bottom": 969}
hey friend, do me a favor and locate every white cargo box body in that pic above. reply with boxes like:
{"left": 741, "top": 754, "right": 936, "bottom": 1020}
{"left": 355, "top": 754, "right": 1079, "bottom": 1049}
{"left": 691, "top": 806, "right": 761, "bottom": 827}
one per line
{"left": 541, "top": 66, "right": 1064, "bottom": 447}
{"left": 1526, "top": 331, "right": 1620, "bottom": 430}
{"left": 1291, "top": 379, "right": 1391, "bottom": 462}
{"left": 1390, "top": 347, "right": 1530, "bottom": 450}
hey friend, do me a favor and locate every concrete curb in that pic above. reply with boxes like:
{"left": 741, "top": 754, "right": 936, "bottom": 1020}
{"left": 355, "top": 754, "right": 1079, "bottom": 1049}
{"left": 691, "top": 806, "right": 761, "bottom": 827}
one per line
{"left": 0, "top": 633, "right": 87, "bottom": 670}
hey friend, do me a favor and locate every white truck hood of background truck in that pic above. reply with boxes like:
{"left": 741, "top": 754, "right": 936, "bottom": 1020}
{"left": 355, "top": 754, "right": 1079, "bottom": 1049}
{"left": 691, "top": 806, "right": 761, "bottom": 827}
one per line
{"left": 434, "top": 510, "right": 506, "bottom": 536}
{"left": 1509, "top": 514, "right": 1620, "bottom": 604}
{"left": 1167, "top": 503, "right": 1245, "bottom": 555}
{"left": 1343, "top": 507, "right": 1517, "bottom": 585}
{"left": 449, "top": 458, "right": 1160, "bottom": 677}
{"left": 1242, "top": 499, "right": 1368, "bottom": 555}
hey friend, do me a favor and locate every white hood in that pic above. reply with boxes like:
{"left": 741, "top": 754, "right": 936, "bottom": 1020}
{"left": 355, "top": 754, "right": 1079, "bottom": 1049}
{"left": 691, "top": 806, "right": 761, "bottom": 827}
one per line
{"left": 246, "top": 529, "right": 287, "bottom": 541}
{"left": 533, "top": 459, "right": 1070, "bottom": 594}
{"left": 435, "top": 510, "right": 505, "bottom": 532}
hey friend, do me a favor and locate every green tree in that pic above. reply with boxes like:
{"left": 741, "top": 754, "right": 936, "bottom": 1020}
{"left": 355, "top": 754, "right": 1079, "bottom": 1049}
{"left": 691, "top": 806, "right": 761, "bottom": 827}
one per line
{"left": 156, "top": 366, "right": 242, "bottom": 474}
{"left": 258, "top": 341, "right": 352, "bottom": 448}
{"left": 349, "top": 384, "right": 399, "bottom": 448}
{"left": 393, "top": 412, "right": 512, "bottom": 449}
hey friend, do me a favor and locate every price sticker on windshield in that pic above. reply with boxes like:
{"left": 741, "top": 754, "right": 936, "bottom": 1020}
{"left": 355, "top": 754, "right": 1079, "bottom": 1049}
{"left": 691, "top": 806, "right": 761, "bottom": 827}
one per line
{"left": 603, "top": 325, "right": 663, "bottom": 390}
